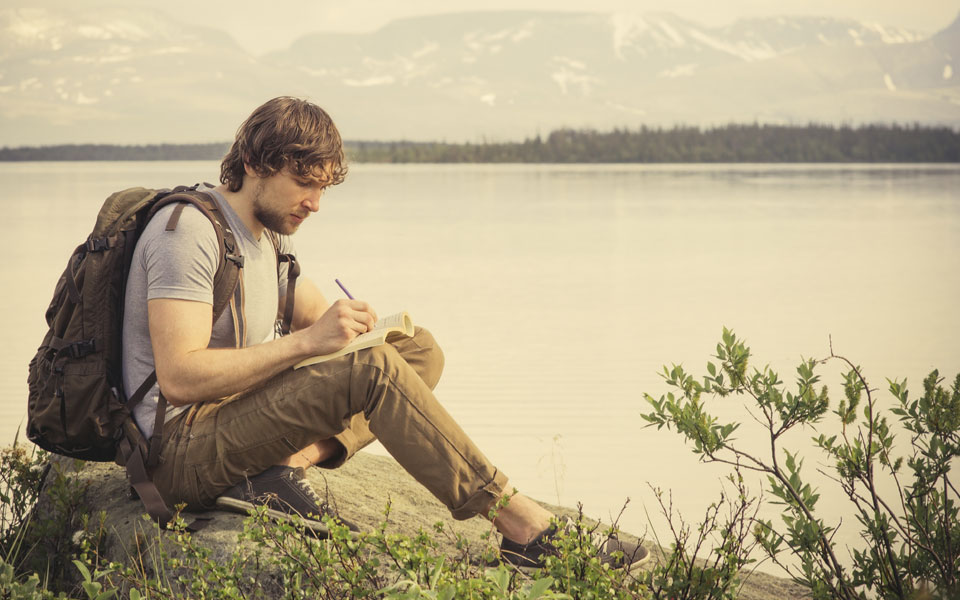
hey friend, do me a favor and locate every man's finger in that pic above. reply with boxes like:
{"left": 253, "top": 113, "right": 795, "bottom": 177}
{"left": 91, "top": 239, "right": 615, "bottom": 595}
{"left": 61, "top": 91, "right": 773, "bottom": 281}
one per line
{"left": 356, "top": 311, "right": 376, "bottom": 332}
{"left": 348, "top": 299, "right": 371, "bottom": 312}
{"left": 348, "top": 316, "right": 368, "bottom": 334}
{"left": 348, "top": 300, "right": 376, "bottom": 329}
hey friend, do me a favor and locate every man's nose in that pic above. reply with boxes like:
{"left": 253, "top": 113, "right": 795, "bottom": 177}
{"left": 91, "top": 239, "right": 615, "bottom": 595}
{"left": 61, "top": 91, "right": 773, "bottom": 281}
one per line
{"left": 303, "top": 190, "right": 321, "bottom": 212}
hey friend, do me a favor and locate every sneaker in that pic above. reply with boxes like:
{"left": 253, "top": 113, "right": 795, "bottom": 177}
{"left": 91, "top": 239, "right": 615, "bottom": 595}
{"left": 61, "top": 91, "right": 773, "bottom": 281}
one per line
{"left": 214, "top": 465, "right": 358, "bottom": 536}
{"left": 498, "top": 517, "right": 650, "bottom": 571}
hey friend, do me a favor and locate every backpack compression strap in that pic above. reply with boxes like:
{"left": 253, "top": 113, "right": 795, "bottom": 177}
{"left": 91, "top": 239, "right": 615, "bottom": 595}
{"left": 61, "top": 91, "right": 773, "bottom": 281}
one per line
{"left": 266, "top": 230, "right": 300, "bottom": 335}
{"left": 120, "top": 188, "right": 243, "bottom": 531}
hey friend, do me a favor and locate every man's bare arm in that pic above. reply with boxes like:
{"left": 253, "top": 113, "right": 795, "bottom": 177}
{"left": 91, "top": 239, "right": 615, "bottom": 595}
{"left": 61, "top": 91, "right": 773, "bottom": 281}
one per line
{"left": 282, "top": 277, "right": 329, "bottom": 332}
{"left": 149, "top": 296, "right": 376, "bottom": 406}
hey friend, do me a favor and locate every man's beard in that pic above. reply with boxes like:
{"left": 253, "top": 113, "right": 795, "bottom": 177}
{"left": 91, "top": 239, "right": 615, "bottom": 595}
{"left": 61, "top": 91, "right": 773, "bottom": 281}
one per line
{"left": 252, "top": 180, "right": 298, "bottom": 235}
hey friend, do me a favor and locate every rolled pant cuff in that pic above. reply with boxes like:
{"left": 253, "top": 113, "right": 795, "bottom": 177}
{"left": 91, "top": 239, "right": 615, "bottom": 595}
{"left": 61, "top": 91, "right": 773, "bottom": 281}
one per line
{"left": 316, "top": 429, "right": 359, "bottom": 469}
{"left": 449, "top": 469, "right": 509, "bottom": 521}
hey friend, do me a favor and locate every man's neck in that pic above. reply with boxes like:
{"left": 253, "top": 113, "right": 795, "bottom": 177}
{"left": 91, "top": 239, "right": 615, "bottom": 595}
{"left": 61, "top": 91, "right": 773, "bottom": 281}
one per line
{"left": 214, "top": 183, "right": 265, "bottom": 240}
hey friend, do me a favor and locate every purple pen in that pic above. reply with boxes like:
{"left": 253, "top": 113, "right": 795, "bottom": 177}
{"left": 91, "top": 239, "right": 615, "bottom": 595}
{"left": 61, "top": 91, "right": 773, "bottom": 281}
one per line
{"left": 335, "top": 279, "right": 354, "bottom": 299}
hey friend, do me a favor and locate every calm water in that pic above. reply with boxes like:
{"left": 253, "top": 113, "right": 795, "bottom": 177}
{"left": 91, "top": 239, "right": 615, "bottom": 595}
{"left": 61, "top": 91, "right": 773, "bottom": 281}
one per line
{"left": 2, "top": 162, "right": 958, "bottom": 573}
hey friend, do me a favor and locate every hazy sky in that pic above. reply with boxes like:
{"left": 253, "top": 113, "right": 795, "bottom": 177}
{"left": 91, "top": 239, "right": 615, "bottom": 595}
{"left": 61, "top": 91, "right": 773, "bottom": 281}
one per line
{"left": 21, "top": 0, "right": 960, "bottom": 55}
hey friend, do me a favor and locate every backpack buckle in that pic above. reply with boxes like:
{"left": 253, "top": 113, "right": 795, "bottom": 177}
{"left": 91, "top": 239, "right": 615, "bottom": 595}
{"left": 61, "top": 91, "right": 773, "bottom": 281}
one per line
{"left": 226, "top": 253, "right": 244, "bottom": 268}
{"left": 86, "top": 237, "right": 111, "bottom": 252}
{"left": 68, "top": 339, "right": 97, "bottom": 358}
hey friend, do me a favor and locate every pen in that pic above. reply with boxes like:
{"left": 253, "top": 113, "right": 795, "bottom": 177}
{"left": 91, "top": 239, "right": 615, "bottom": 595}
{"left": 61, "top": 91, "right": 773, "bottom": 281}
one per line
{"left": 335, "top": 278, "right": 354, "bottom": 300}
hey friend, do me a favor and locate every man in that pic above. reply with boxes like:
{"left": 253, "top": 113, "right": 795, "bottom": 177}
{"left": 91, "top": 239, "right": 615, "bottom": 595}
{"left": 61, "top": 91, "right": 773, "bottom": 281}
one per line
{"left": 122, "top": 96, "right": 647, "bottom": 568}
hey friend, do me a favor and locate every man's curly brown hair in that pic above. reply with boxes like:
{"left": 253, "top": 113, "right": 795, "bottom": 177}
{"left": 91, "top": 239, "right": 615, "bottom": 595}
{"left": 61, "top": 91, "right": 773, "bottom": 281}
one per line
{"left": 220, "top": 97, "right": 347, "bottom": 192}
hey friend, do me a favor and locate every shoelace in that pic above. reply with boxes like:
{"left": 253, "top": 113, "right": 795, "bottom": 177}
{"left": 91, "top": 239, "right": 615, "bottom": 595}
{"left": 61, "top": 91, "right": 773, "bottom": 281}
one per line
{"left": 555, "top": 518, "right": 638, "bottom": 560}
{"left": 289, "top": 470, "right": 329, "bottom": 515}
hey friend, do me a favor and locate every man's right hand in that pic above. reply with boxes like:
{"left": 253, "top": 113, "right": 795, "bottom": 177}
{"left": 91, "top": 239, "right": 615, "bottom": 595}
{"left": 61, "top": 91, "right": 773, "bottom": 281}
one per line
{"left": 150, "top": 296, "right": 377, "bottom": 406}
{"left": 302, "top": 299, "right": 378, "bottom": 356}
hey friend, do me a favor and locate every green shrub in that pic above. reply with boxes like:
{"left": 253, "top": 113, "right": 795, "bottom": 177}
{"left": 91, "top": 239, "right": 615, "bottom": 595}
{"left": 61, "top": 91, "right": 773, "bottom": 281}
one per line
{"left": 1, "top": 438, "right": 86, "bottom": 598}
{"left": 75, "top": 503, "right": 646, "bottom": 599}
{"left": 1, "top": 437, "right": 48, "bottom": 564}
{"left": 643, "top": 328, "right": 960, "bottom": 599}
{"left": 638, "top": 473, "right": 761, "bottom": 600}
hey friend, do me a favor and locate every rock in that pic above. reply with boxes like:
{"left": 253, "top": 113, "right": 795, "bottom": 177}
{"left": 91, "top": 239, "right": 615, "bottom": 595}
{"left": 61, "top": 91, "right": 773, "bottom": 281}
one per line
{"left": 38, "top": 452, "right": 809, "bottom": 599}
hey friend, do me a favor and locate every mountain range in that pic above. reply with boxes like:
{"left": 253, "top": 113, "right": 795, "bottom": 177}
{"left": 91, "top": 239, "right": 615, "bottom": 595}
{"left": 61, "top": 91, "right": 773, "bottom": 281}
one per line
{"left": 1, "top": 7, "right": 958, "bottom": 145}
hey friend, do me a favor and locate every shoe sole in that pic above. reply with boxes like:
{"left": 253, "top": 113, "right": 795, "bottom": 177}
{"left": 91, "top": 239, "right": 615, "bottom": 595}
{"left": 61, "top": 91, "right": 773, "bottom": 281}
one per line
{"left": 498, "top": 544, "right": 653, "bottom": 572}
{"left": 215, "top": 496, "right": 339, "bottom": 538}
{"left": 624, "top": 546, "right": 652, "bottom": 572}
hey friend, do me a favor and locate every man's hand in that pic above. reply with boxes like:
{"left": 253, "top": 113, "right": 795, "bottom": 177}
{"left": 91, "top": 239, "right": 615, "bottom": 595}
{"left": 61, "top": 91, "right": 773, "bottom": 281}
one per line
{"left": 301, "top": 299, "right": 378, "bottom": 356}
{"left": 150, "top": 295, "right": 377, "bottom": 406}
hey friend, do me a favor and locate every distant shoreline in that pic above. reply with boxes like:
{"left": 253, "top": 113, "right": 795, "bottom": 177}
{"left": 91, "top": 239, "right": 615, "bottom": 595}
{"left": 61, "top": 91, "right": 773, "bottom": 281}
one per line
{"left": 2, "top": 124, "right": 958, "bottom": 163}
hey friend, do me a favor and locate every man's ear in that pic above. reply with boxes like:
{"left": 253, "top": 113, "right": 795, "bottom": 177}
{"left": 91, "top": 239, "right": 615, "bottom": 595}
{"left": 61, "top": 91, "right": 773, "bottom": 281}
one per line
{"left": 243, "top": 163, "right": 257, "bottom": 178}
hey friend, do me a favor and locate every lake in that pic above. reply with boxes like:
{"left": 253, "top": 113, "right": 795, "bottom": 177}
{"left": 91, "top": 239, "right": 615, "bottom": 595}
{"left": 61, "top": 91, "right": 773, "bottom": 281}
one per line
{"left": 2, "top": 161, "right": 958, "bottom": 574}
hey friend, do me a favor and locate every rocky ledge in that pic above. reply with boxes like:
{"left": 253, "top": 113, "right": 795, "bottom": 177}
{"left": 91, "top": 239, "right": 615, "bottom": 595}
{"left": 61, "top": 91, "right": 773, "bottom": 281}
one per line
{"left": 42, "top": 452, "right": 809, "bottom": 599}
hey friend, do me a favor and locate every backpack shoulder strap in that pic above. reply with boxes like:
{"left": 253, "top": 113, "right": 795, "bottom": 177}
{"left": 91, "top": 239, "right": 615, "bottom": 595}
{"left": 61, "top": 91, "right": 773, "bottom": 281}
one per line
{"left": 146, "top": 190, "right": 244, "bottom": 324}
{"left": 120, "top": 188, "right": 241, "bottom": 532}
{"left": 140, "top": 189, "right": 245, "bottom": 459}
{"left": 127, "top": 189, "right": 243, "bottom": 413}
{"left": 265, "top": 230, "right": 299, "bottom": 336}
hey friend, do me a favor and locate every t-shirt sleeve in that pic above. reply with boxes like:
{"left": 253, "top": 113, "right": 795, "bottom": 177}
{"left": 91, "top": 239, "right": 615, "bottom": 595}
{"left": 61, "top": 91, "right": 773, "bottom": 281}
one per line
{"left": 139, "top": 204, "right": 220, "bottom": 304}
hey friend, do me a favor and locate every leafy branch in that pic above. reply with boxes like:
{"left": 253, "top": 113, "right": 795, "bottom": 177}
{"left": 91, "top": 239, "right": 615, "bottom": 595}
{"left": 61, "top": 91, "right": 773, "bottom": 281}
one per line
{"left": 643, "top": 328, "right": 959, "bottom": 599}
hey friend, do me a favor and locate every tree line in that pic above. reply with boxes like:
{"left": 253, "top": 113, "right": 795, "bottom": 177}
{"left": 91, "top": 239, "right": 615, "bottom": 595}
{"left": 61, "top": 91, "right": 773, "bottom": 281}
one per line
{"left": 0, "top": 143, "right": 232, "bottom": 162}
{"left": 349, "top": 124, "right": 960, "bottom": 162}
{"left": 2, "top": 124, "right": 958, "bottom": 162}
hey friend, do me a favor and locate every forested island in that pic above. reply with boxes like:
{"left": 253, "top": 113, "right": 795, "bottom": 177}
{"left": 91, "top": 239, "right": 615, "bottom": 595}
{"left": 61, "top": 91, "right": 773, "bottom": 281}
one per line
{"left": 2, "top": 124, "right": 958, "bottom": 162}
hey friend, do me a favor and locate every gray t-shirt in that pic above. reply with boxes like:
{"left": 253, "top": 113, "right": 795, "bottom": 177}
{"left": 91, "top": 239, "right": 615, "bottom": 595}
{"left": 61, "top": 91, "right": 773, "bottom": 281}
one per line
{"left": 122, "top": 185, "right": 295, "bottom": 437}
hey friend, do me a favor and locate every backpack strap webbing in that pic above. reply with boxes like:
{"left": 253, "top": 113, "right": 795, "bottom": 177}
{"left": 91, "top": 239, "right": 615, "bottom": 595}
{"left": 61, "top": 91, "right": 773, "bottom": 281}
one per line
{"left": 266, "top": 230, "right": 300, "bottom": 336}
{"left": 119, "top": 188, "right": 242, "bottom": 531}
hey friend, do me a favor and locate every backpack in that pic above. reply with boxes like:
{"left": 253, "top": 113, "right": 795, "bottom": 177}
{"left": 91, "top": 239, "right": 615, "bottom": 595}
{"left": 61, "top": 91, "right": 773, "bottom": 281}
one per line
{"left": 26, "top": 185, "right": 298, "bottom": 528}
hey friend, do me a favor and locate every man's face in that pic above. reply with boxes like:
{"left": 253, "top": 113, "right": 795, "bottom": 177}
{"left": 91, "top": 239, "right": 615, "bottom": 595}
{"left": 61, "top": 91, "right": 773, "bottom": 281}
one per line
{"left": 251, "top": 167, "right": 329, "bottom": 235}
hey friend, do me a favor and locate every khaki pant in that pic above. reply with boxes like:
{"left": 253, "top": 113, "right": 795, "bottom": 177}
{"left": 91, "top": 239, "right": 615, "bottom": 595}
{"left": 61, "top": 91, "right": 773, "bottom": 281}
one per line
{"left": 151, "top": 327, "right": 508, "bottom": 520}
